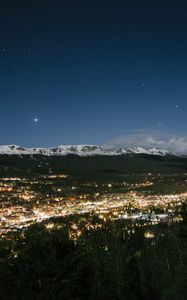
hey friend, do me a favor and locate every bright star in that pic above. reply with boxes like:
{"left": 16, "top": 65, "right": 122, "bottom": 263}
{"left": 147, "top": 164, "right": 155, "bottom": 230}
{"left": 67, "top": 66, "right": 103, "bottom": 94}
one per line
{"left": 34, "top": 118, "right": 39, "bottom": 123}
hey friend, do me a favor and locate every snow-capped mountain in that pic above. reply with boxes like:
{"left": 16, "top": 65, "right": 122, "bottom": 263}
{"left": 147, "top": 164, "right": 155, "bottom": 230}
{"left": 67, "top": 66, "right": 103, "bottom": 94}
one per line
{"left": 0, "top": 144, "right": 172, "bottom": 156}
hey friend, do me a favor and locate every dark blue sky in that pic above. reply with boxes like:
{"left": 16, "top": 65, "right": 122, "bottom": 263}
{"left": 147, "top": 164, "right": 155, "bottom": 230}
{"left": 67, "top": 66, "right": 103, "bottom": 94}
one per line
{"left": 0, "top": 0, "right": 187, "bottom": 147}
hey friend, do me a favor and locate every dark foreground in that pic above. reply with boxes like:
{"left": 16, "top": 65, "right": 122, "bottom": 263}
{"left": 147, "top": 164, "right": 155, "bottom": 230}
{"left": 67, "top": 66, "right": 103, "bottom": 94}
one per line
{"left": 1, "top": 210, "right": 187, "bottom": 300}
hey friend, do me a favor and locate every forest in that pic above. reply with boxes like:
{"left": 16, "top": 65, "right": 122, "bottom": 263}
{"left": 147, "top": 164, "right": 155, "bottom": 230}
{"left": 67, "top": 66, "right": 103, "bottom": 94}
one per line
{"left": 1, "top": 206, "right": 187, "bottom": 300}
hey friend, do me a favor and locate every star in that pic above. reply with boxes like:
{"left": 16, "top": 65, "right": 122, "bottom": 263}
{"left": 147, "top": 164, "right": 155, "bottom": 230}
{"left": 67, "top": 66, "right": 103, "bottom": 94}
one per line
{"left": 175, "top": 105, "right": 179, "bottom": 109}
{"left": 34, "top": 118, "right": 39, "bottom": 123}
{"left": 139, "top": 80, "right": 148, "bottom": 88}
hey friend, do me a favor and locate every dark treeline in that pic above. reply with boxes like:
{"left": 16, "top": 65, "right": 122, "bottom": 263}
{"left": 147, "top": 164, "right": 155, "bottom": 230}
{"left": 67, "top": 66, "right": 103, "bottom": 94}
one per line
{"left": 1, "top": 210, "right": 187, "bottom": 300}
{"left": 1, "top": 154, "right": 187, "bottom": 180}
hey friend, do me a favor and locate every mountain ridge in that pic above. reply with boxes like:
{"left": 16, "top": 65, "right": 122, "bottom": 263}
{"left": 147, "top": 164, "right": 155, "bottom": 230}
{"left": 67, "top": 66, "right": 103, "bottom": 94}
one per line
{"left": 0, "top": 144, "right": 177, "bottom": 157}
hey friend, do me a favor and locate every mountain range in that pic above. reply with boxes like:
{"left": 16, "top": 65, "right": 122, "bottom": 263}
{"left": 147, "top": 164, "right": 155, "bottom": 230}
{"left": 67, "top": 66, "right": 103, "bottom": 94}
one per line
{"left": 0, "top": 144, "right": 175, "bottom": 157}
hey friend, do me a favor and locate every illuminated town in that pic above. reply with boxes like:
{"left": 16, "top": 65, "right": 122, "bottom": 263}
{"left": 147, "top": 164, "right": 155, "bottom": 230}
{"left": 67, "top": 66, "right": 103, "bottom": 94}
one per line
{"left": 1, "top": 173, "right": 187, "bottom": 238}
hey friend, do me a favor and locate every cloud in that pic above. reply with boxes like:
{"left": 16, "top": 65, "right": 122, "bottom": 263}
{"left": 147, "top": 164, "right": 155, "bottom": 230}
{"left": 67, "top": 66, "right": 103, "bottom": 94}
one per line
{"left": 105, "top": 129, "right": 187, "bottom": 154}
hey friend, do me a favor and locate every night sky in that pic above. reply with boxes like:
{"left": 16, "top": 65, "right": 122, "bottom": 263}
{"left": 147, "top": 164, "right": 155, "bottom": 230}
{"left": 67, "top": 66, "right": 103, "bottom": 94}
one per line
{"left": 1, "top": 0, "right": 187, "bottom": 147}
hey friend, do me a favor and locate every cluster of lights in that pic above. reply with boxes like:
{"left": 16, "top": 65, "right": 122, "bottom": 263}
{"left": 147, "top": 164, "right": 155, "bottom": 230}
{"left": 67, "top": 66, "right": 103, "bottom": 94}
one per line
{"left": 0, "top": 174, "right": 187, "bottom": 237}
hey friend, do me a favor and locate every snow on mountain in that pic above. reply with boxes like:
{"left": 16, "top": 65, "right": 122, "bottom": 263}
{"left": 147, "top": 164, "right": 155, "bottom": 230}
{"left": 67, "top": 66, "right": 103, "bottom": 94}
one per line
{"left": 0, "top": 144, "right": 172, "bottom": 157}
{"left": 127, "top": 146, "right": 170, "bottom": 156}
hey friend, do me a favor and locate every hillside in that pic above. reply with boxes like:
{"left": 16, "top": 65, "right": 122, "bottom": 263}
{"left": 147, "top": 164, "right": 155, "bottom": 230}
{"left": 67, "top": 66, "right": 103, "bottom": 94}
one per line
{"left": 0, "top": 153, "right": 187, "bottom": 180}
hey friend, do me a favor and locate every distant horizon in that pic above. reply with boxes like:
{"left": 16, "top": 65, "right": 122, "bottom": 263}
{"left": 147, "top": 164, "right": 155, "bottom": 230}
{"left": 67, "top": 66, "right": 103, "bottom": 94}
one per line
{"left": 1, "top": 129, "right": 187, "bottom": 154}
